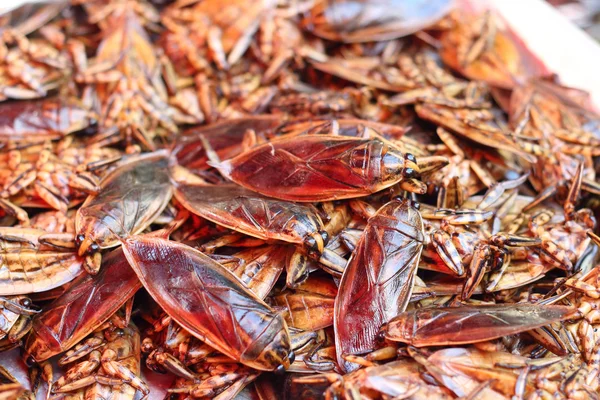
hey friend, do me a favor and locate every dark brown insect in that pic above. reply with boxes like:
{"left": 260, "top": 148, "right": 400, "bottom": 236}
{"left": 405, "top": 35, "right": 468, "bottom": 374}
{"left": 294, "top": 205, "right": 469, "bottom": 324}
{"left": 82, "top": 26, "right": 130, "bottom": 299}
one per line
{"left": 335, "top": 198, "right": 424, "bottom": 372}
{"left": 121, "top": 235, "right": 294, "bottom": 372}
{"left": 172, "top": 179, "right": 328, "bottom": 255}
{"left": 303, "top": 0, "right": 455, "bottom": 43}
{"left": 75, "top": 150, "right": 172, "bottom": 274}
{"left": 212, "top": 135, "right": 425, "bottom": 202}
{"left": 23, "top": 247, "right": 141, "bottom": 364}
{"left": 384, "top": 304, "right": 577, "bottom": 346}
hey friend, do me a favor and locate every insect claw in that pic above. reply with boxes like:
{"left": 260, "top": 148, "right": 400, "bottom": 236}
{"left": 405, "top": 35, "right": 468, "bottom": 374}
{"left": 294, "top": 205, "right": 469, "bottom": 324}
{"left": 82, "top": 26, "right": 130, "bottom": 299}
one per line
{"left": 84, "top": 253, "right": 102, "bottom": 275}
{"left": 399, "top": 178, "right": 427, "bottom": 194}
{"left": 417, "top": 155, "right": 449, "bottom": 175}
{"left": 38, "top": 233, "right": 77, "bottom": 250}
{"left": 564, "top": 163, "right": 584, "bottom": 220}
{"left": 587, "top": 231, "right": 600, "bottom": 247}
{"left": 488, "top": 233, "right": 541, "bottom": 247}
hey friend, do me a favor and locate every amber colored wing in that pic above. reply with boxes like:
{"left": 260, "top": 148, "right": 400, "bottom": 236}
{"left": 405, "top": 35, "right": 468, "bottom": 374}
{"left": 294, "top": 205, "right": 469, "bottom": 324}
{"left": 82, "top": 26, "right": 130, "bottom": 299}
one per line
{"left": 272, "top": 276, "right": 337, "bottom": 331}
{"left": 121, "top": 236, "right": 290, "bottom": 371}
{"left": 173, "top": 182, "right": 322, "bottom": 245}
{"left": 24, "top": 247, "right": 141, "bottom": 362}
{"left": 385, "top": 304, "right": 576, "bottom": 346}
{"left": 335, "top": 199, "right": 424, "bottom": 372}
{"left": 220, "top": 135, "right": 401, "bottom": 201}
{"left": 173, "top": 116, "right": 282, "bottom": 173}
{"left": 76, "top": 150, "right": 172, "bottom": 249}
{"left": 228, "top": 245, "right": 289, "bottom": 300}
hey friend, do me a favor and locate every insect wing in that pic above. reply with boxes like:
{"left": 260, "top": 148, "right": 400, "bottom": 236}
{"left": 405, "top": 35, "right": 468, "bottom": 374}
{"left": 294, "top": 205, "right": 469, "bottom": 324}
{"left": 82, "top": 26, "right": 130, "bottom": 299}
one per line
{"left": 24, "top": 247, "right": 140, "bottom": 362}
{"left": 76, "top": 150, "right": 172, "bottom": 249}
{"left": 335, "top": 199, "right": 424, "bottom": 372}
{"left": 173, "top": 116, "right": 281, "bottom": 172}
{"left": 173, "top": 182, "right": 323, "bottom": 245}
{"left": 121, "top": 236, "right": 291, "bottom": 371}
{"left": 220, "top": 135, "right": 404, "bottom": 201}
{"left": 385, "top": 304, "right": 576, "bottom": 346}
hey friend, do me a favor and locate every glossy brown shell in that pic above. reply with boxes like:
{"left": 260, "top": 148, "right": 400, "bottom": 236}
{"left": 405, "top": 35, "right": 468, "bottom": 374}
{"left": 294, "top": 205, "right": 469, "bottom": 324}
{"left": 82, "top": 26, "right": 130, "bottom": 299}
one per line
{"left": 75, "top": 150, "right": 172, "bottom": 250}
{"left": 385, "top": 304, "right": 576, "bottom": 346}
{"left": 24, "top": 247, "right": 141, "bottom": 362}
{"left": 0, "top": 97, "right": 91, "bottom": 142}
{"left": 121, "top": 236, "right": 292, "bottom": 371}
{"left": 173, "top": 182, "right": 324, "bottom": 246}
{"left": 216, "top": 135, "right": 408, "bottom": 202}
{"left": 334, "top": 198, "right": 424, "bottom": 372}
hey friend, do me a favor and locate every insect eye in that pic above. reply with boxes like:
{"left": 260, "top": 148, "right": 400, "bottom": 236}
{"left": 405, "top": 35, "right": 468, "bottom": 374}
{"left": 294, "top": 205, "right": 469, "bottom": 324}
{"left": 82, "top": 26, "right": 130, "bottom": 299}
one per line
{"left": 89, "top": 243, "right": 100, "bottom": 253}
{"left": 287, "top": 350, "right": 296, "bottom": 364}
{"left": 403, "top": 168, "right": 416, "bottom": 179}
{"left": 19, "top": 298, "right": 31, "bottom": 307}
{"left": 24, "top": 354, "right": 36, "bottom": 367}
{"left": 274, "top": 364, "right": 286, "bottom": 375}
{"left": 304, "top": 236, "right": 318, "bottom": 253}
{"left": 405, "top": 153, "right": 416, "bottom": 163}
{"left": 75, "top": 234, "right": 85, "bottom": 246}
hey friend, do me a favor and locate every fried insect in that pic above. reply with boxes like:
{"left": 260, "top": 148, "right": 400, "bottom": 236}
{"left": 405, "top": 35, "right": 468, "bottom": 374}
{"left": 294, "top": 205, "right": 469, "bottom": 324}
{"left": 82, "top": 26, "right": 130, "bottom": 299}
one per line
{"left": 211, "top": 135, "right": 425, "bottom": 201}
{"left": 75, "top": 150, "right": 172, "bottom": 274}
{"left": 172, "top": 178, "right": 327, "bottom": 255}
{"left": 384, "top": 304, "right": 576, "bottom": 346}
{"left": 0, "top": 227, "right": 83, "bottom": 296}
{"left": 0, "top": 97, "right": 92, "bottom": 143}
{"left": 121, "top": 235, "right": 294, "bottom": 372}
{"left": 52, "top": 323, "right": 148, "bottom": 400}
{"left": 335, "top": 198, "right": 424, "bottom": 372}
{"left": 23, "top": 247, "right": 141, "bottom": 363}
{"left": 302, "top": 0, "right": 454, "bottom": 43}
{"left": 172, "top": 169, "right": 346, "bottom": 287}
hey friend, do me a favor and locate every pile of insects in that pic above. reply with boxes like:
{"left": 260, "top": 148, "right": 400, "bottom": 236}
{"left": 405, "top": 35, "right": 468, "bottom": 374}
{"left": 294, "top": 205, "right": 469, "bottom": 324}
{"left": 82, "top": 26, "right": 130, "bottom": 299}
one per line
{"left": 1, "top": 0, "right": 600, "bottom": 399}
